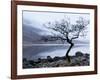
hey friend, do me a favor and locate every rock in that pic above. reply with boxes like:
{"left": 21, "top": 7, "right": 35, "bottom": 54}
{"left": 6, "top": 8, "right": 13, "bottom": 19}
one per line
{"left": 70, "top": 61, "right": 77, "bottom": 66}
{"left": 53, "top": 56, "right": 61, "bottom": 61}
{"left": 34, "top": 59, "right": 41, "bottom": 63}
{"left": 75, "top": 51, "right": 83, "bottom": 57}
{"left": 47, "top": 56, "right": 53, "bottom": 62}
{"left": 23, "top": 58, "right": 29, "bottom": 68}
{"left": 23, "top": 62, "right": 29, "bottom": 68}
{"left": 84, "top": 54, "right": 89, "bottom": 59}
{"left": 61, "top": 56, "right": 66, "bottom": 60}
{"left": 23, "top": 58, "right": 27, "bottom": 62}
{"left": 23, "top": 58, "right": 34, "bottom": 68}
{"left": 38, "top": 58, "right": 41, "bottom": 63}
{"left": 29, "top": 60, "right": 35, "bottom": 66}
{"left": 23, "top": 53, "right": 90, "bottom": 68}
{"left": 25, "top": 64, "right": 33, "bottom": 68}
{"left": 48, "top": 60, "right": 63, "bottom": 67}
{"left": 41, "top": 59, "right": 48, "bottom": 63}
{"left": 81, "top": 57, "right": 87, "bottom": 61}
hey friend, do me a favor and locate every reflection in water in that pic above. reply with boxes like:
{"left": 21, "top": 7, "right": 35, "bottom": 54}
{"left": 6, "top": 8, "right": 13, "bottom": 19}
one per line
{"left": 23, "top": 44, "right": 89, "bottom": 60}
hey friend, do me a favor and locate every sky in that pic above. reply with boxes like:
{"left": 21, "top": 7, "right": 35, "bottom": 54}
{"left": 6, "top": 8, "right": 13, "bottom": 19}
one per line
{"left": 22, "top": 10, "right": 90, "bottom": 41}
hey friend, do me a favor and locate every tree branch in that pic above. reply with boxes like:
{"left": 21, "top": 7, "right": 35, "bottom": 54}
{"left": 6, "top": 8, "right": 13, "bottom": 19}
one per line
{"left": 71, "top": 31, "right": 80, "bottom": 41}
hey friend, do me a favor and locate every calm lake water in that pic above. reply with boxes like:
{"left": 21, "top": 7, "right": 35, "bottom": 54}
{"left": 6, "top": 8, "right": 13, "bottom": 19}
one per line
{"left": 23, "top": 44, "right": 90, "bottom": 60}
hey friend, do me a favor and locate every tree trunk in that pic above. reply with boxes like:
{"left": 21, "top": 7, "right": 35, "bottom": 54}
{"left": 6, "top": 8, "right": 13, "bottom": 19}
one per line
{"left": 65, "top": 42, "right": 74, "bottom": 62}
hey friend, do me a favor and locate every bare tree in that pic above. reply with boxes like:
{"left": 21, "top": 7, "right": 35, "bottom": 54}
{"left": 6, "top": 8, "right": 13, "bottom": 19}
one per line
{"left": 43, "top": 17, "right": 89, "bottom": 62}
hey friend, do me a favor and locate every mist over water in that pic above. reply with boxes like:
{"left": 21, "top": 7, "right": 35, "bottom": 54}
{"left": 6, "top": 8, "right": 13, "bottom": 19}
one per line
{"left": 23, "top": 44, "right": 89, "bottom": 60}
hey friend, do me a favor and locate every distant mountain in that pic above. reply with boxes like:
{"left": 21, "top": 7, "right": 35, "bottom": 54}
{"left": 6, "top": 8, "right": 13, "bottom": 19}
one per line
{"left": 23, "top": 23, "right": 43, "bottom": 44}
{"left": 23, "top": 23, "right": 89, "bottom": 44}
{"left": 73, "top": 39, "right": 89, "bottom": 44}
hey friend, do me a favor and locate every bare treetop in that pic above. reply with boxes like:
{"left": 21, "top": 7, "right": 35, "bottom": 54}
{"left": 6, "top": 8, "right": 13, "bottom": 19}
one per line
{"left": 43, "top": 16, "right": 89, "bottom": 62}
{"left": 44, "top": 17, "right": 89, "bottom": 41}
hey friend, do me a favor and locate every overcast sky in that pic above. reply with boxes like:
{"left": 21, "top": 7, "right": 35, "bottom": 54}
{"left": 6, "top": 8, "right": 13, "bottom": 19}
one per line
{"left": 23, "top": 11, "right": 90, "bottom": 41}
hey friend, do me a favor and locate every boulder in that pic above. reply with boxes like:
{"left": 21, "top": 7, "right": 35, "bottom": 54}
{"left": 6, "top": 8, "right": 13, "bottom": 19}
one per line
{"left": 34, "top": 59, "right": 41, "bottom": 63}
{"left": 38, "top": 58, "right": 41, "bottom": 63}
{"left": 53, "top": 56, "right": 61, "bottom": 61}
{"left": 75, "top": 51, "right": 83, "bottom": 57}
{"left": 47, "top": 56, "right": 53, "bottom": 62}
{"left": 84, "top": 53, "right": 89, "bottom": 59}
{"left": 61, "top": 56, "right": 66, "bottom": 60}
{"left": 23, "top": 58, "right": 27, "bottom": 62}
{"left": 29, "top": 60, "right": 35, "bottom": 66}
{"left": 41, "top": 59, "right": 48, "bottom": 63}
{"left": 23, "top": 58, "right": 34, "bottom": 68}
{"left": 23, "top": 58, "right": 29, "bottom": 67}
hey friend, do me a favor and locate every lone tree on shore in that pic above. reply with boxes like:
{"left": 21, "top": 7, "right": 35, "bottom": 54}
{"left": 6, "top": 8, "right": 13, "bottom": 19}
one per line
{"left": 43, "top": 17, "right": 89, "bottom": 62}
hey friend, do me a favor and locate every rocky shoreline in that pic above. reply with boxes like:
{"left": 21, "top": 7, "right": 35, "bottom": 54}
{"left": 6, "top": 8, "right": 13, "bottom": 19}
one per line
{"left": 23, "top": 51, "right": 90, "bottom": 69}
